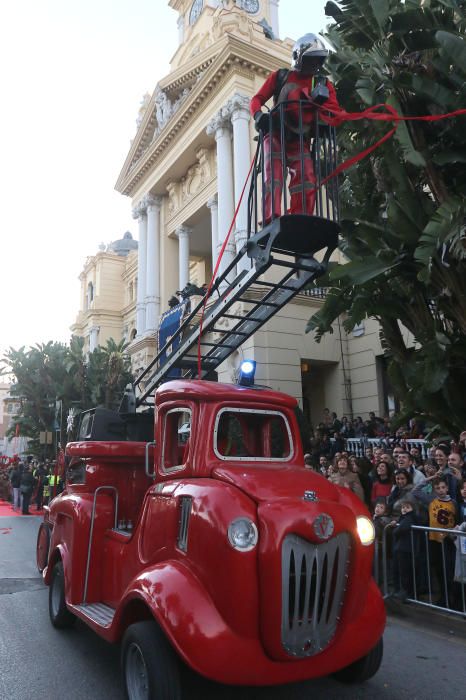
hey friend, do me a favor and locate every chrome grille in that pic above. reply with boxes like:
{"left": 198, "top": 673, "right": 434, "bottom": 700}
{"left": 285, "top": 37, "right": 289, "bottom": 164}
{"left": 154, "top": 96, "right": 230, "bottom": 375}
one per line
{"left": 281, "top": 532, "right": 351, "bottom": 657}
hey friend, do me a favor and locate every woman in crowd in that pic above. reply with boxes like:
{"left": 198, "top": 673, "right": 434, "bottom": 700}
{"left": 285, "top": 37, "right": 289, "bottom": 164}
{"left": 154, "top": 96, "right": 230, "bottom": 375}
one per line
{"left": 387, "top": 468, "right": 414, "bottom": 519}
{"left": 371, "top": 460, "right": 394, "bottom": 509}
{"left": 328, "top": 456, "right": 365, "bottom": 501}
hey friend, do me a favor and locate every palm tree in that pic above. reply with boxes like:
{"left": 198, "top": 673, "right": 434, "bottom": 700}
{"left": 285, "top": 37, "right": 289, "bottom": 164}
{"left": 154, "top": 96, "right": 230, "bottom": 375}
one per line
{"left": 306, "top": 0, "right": 466, "bottom": 432}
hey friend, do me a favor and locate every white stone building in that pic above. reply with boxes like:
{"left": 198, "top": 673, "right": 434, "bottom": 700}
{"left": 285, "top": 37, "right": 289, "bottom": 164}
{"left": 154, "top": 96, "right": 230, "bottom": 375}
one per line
{"left": 73, "top": 0, "right": 397, "bottom": 427}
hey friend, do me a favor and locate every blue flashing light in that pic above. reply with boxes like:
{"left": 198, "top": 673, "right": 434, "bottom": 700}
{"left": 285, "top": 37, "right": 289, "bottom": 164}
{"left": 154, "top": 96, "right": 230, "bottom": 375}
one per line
{"left": 238, "top": 360, "right": 257, "bottom": 387}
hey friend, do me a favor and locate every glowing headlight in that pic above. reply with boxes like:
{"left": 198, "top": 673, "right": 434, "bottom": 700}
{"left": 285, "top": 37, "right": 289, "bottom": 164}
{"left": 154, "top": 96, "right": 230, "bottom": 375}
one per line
{"left": 227, "top": 518, "right": 258, "bottom": 551}
{"left": 356, "top": 516, "right": 375, "bottom": 546}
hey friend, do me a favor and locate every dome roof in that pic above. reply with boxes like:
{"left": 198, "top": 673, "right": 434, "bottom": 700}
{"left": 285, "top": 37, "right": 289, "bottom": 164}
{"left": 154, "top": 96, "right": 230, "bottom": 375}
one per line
{"left": 108, "top": 231, "right": 138, "bottom": 256}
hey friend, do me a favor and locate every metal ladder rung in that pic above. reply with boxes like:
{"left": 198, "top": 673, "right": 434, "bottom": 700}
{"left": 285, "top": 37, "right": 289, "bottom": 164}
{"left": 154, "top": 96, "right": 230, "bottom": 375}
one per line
{"left": 235, "top": 298, "right": 281, "bottom": 308}
{"left": 210, "top": 327, "right": 250, "bottom": 337}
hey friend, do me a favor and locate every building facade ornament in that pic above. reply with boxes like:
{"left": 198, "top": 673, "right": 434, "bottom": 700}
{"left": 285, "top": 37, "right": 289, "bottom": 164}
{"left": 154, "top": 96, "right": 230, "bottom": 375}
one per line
{"left": 144, "top": 193, "right": 163, "bottom": 211}
{"left": 227, "top": 92, "right": 251, "bottom": 121}
{"left": 206, "top": 111, "right": 232, "bottom": 138}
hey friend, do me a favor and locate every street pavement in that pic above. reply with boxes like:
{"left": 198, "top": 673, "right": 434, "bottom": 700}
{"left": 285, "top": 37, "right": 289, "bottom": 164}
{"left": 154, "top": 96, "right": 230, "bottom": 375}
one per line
{"left": 1, "top": 514, "right": 465, "bottom": 700}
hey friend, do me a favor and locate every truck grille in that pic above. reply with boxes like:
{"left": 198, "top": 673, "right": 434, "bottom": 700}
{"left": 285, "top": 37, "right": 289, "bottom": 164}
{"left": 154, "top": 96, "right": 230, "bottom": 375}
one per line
{"left": 281, "top": 532, "right": 351, "bottom": 657}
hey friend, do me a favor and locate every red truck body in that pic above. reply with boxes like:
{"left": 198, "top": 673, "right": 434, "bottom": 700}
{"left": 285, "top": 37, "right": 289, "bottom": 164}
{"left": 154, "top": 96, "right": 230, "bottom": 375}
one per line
{"left": 39, "top": 379, "right": 385, "bottom": 692}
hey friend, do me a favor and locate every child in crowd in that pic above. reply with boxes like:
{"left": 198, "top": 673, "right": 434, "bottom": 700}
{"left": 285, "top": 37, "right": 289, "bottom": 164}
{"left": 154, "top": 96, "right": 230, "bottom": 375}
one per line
{"left": 391, "top": 499, "right": 419, "bottom": 601}
{"left": 412, "top": 476, "right": 458, "bottom": 606}
{"left": 373, "top": 500, "right": 391, "bottom": 542}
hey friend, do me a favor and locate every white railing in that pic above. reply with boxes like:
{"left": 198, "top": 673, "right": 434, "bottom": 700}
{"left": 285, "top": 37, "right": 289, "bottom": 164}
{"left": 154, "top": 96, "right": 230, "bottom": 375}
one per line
{"left": 343, "top": 437, "right": 429, "bottom": 459}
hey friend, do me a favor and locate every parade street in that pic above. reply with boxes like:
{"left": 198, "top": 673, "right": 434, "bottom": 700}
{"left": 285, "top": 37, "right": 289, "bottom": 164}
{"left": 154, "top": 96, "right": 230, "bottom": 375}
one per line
{"left": 0, "top": 515, "right": 465, "bottom": 700}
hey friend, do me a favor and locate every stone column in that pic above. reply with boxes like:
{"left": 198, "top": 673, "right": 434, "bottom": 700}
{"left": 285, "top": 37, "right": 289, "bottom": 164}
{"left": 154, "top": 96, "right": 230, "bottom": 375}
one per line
{"left": 229, "top": 93, "right": 251, "bottom": 272}
{"left": 269, "top": 0, "right": 280, "bottom": 39}
{"left": 207, "top": 195, "right": 219, "bottom": 272}
{"left": 89, "top": 326, "right": 100, "bottom": 352}
{"left": 206, "top": 112, "right": 235, "bottom": 280}
{"left": 145, "top": 194, "right": 162, "bottom": 334}
{"left": 176, "top": 225, "right": 192, "bottom": 292}
{"left": 132, "top": 202, "right": 147, "bottom": 336}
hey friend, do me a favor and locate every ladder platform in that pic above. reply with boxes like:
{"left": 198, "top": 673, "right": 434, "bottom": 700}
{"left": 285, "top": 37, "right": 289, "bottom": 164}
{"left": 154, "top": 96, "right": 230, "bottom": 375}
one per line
{"left": 248, "top": 214, "right": 340, "bottom": 259}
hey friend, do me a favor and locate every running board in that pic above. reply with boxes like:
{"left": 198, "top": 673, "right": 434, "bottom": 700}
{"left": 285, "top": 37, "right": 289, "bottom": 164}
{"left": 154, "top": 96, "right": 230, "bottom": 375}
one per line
{"left": 73, "top": 602, "right": 116, "bottom": 627}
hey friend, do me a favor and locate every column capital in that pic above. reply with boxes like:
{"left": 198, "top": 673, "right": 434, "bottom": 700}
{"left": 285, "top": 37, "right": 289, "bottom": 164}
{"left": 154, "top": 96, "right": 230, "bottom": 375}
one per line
{"left": 144, "top": 193, "right": 163, "bottom": 211}
{"left": 206, "top": 111, "right": 231, "bottom": 138}
{"left": 206, "top": 194, "right": 218, "bottom": 210}
{"left": 227, "top": 93, "right": 251, "bottom": 122}
{"left": 132, "top": 202, "right": 145, "bottom": 219}
{"left": 175, "top": 225, "right": 192, "bottom": 240}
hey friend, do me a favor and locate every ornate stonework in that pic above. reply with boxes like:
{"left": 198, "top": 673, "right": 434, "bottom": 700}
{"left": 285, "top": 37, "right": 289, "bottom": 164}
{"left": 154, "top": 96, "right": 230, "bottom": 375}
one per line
{"left": 166, "top": 147, "right": 216, "bottom": 220}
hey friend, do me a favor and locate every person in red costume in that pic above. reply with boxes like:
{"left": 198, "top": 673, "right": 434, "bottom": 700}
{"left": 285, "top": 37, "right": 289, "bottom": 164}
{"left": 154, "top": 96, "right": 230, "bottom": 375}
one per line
{"left": 250, "top": 33, "right": 340, "bottom": 221}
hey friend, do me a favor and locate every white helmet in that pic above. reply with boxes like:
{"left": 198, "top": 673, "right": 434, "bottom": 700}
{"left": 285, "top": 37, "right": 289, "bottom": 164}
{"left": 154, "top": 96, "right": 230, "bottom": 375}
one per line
{"left": 291, "top": 33, "right": 329, "bottom": 73}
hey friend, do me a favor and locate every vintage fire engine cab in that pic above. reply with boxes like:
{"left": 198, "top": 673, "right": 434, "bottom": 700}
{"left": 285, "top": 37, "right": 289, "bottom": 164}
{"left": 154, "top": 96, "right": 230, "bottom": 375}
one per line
{"left": 37, "top": 378, "right": 385, "bottom": 698}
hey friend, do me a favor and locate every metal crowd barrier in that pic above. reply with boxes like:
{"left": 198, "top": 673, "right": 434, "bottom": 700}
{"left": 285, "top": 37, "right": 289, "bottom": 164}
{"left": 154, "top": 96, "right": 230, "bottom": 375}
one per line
{"left": 373, "top": 523, "right": 466, "bottom": 617}
{"left": 344, "top": 437, "right": 429, "bottom": 460}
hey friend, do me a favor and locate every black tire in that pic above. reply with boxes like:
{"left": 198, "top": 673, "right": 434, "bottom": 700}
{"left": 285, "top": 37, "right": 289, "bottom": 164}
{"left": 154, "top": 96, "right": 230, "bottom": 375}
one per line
{"left": 333, "top": 637, "right": 383, "bottom": 683}
{"left": 36, "top": 522, "right": 51, "bottom": 573}
{"left": 121, "top": 621, "right": 182, "bottom": 700}
{"left": 49, "top": 561, "right": 76, "bottom": 629}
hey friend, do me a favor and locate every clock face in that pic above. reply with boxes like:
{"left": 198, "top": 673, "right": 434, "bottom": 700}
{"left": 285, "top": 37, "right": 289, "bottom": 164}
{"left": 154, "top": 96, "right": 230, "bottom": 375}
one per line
{"left": 242, "top": 0, "right": 260, "bottom": 13}
{"left": 189, "top": 0, "right": 203, "bottom": 26}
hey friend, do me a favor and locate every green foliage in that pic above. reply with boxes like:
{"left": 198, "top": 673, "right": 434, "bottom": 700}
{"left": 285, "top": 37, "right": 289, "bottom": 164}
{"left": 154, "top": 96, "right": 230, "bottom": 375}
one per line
{"left": 310, "top": 0, "right": 466, "bottom": 433}
{"left": 1, "top": 337, "right": 133, "bottom": 454}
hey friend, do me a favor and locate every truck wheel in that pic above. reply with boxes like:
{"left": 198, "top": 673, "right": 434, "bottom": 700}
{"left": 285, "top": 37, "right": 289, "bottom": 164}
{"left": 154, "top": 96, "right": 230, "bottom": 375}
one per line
{"left": 333, "top": 637, "right": 383, "bottom": 683}
{"left": 49, "top": 561, "right": 76, "bottom": 629}
{"left": 36, "top": 522, "right": 51, "bottom": 573}
{"left": 121, "top": 621, "right": 181, "bottom": 700}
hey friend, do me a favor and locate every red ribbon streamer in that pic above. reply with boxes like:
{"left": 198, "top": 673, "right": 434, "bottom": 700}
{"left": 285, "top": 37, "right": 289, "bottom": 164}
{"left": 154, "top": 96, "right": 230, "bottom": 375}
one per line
{"left": 317, "top": 102, "right": 466, "bottom": 183}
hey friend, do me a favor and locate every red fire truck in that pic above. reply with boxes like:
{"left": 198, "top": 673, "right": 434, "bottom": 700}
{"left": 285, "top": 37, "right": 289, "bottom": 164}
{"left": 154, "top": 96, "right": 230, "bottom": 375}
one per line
{"left": 36, "top": 105, "right": 385, "bottom": 699}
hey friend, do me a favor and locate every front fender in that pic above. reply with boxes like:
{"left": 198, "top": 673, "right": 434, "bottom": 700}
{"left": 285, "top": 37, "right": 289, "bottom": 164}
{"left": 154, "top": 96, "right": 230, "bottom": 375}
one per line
{"left": 113, "top": 560, "right": 385, "bottom": 686}
{"left": 114, "top": 560, "right": 264, "bottom": 677}
{"left": 43, "top": 543, "right": 69, "bottom": 587}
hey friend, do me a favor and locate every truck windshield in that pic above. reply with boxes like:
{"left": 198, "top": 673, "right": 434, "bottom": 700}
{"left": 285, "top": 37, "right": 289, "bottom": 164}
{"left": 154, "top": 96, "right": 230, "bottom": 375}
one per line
{"left": 214, "top": 407, "right": 292, "bottom": 461}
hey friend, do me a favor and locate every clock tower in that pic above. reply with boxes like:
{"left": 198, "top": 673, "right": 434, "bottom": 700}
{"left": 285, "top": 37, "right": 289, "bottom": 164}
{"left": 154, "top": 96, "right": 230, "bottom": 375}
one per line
{"left": 169, "top": 0, "right": 279, "bottom": 60}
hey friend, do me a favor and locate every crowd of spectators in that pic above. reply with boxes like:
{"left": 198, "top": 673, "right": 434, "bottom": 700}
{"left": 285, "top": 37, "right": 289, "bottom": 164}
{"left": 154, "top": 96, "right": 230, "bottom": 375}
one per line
{"left": 0, "top": 457, "right": 63, "bottom": 514}
{"left": 304, "top": 411, "right": 466, "bottom": 613}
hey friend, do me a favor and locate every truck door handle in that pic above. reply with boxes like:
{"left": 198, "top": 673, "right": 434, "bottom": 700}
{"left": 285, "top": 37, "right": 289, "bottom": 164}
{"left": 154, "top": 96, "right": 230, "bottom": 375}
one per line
{"left": 145, "top": 441, "right": 156, "bottom": 479}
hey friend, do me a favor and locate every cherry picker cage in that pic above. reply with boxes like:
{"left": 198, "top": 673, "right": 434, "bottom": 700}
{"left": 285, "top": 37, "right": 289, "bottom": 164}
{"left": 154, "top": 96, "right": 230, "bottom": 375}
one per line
{"left": 77, "top": 100, "right": 341, "bottom": 440}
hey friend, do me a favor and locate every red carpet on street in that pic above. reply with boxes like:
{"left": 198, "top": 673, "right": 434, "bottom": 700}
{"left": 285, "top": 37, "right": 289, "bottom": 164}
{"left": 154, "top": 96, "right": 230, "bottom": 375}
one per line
{"left": 0, "top": 499, "right": 44, "bottom": 517}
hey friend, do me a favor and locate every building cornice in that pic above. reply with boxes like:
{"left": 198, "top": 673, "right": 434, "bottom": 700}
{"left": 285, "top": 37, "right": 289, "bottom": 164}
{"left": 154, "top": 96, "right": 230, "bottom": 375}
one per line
{"left": 115, "top": 34, "right": 290, "bottom": 198}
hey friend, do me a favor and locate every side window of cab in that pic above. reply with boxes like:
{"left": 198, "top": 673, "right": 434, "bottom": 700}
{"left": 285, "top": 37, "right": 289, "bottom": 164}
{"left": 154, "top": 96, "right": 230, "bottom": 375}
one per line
{"left": 161, "top": 408, "right": 191, "bottom": 473}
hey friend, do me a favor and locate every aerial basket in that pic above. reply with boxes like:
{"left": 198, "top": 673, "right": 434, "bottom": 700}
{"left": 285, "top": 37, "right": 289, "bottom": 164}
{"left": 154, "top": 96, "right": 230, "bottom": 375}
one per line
{"left": 247, "top": 99, "right": 340, "bottom": 262}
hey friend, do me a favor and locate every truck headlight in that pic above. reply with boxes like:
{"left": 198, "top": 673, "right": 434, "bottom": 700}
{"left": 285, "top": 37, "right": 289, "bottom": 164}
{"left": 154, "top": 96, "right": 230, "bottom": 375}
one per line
{"left": 227, "top": 518, "right": 258, "bottom": 551}
{"left": 356, "top": 516, "right": 375, "bottom": 546}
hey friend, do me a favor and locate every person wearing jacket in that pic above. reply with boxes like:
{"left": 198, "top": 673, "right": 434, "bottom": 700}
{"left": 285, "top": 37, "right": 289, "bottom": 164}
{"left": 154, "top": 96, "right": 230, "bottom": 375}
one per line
{"left": 9, "top": 464, "right": 22, "bottom": 511}
{"left": 250, "top": 33, "right": 340, "bottom": 221}
{"left": 387, "top": 469, "right": 414, "bottom": 519}
{"left": 19, "top": 466, "right": 35, "bottom": 515}
{"left": 391, "top": 499, "right": 419, "bottom": 601}
{"left": 328, "top": 456, "right": 365, "bottom": 501}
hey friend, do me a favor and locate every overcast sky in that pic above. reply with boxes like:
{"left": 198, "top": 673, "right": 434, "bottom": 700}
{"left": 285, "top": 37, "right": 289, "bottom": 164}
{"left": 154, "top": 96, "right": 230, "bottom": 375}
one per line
{"left": 0, "top": 0, "right": 329, "bottom": 359}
